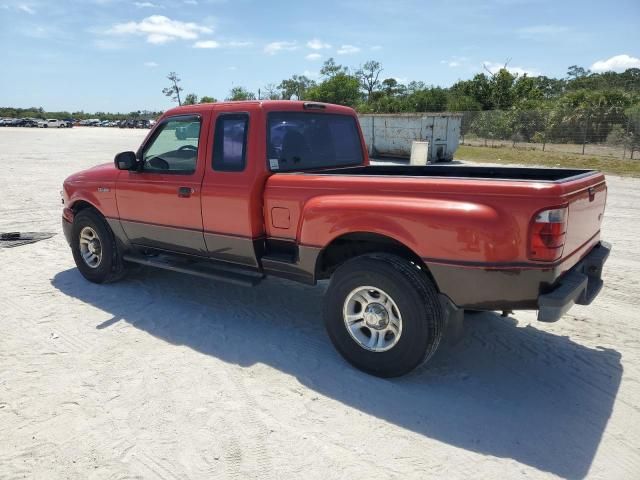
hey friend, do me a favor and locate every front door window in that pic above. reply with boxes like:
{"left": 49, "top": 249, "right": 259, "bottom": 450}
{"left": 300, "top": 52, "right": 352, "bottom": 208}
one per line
{"left": 142, "top": 117, "right": 201, "bottom": 173}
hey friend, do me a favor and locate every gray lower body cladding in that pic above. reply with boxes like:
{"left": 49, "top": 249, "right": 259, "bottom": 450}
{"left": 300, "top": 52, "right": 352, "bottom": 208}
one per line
{"left": 427, "top": 241, "right": 611, "bottom": 318}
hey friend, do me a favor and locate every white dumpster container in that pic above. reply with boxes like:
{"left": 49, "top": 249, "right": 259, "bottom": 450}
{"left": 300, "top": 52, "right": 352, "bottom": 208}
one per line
{"left": 410, "top": 141, "right": 429, "bottom": 165}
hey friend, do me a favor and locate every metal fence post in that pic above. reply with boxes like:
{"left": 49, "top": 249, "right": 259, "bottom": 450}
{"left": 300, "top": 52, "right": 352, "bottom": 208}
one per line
{"left": 582, "top": 113, "right": 590, "bottom": 155}
{"left": 623, "top": 115, "right": 631, "bottom": 159}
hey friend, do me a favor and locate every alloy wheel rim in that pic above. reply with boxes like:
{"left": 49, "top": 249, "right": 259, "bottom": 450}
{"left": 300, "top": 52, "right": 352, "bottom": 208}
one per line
{"left": 343, "top": 286, "right": 402, "bottom": 352}
{"left": 79, "top": 226, "right": 102, "bottom": 269}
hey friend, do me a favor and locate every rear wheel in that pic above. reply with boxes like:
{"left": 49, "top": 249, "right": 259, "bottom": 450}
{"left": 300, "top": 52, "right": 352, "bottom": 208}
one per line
{"left": 71, "top": 209, "right": 126, "bottom": 283}
{"left": 324, "top": 253, "right": 444, "bottom": 377}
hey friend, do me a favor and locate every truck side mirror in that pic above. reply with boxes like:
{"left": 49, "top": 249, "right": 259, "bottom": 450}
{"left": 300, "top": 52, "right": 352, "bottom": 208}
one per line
{"left": 114, "top": 151, "right": 138, "bottom": 170}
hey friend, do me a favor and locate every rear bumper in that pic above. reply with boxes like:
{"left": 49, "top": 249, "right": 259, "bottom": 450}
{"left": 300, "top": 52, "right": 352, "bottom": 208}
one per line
{"left": 427, "top": 240, "right": 611, "bottom": 316}
{"left": 537, "top": 241, "right": 611, "bottom": 322}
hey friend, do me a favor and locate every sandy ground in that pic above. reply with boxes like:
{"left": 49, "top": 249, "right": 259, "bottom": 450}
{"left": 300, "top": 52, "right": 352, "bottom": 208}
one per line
{"left": 1, "top": 127, "right": 639, "bottom": 480}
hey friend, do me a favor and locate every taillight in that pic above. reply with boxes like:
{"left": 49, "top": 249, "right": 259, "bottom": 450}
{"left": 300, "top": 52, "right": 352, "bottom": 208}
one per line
{"left": 528, "top": 207, "right": 568, "bottom": 261}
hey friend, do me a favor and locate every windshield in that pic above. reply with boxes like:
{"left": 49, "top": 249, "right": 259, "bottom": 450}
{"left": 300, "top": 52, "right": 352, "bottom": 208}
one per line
{"left": 267, "top": 112, "right": 363, "bottom": 172}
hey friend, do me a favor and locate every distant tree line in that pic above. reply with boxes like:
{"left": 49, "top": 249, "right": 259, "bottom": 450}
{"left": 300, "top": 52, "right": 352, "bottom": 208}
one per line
{"left": 214, "top": 59, "right": 640, "bottom": 151}
{"left": 0, "top": 106, "right": 163, "bottom": 121}
{"left": 182, "top": 58, "right": 640, "bottom": 150}
{"left": 4, "top": 60, "right": 639, "bottom": 154}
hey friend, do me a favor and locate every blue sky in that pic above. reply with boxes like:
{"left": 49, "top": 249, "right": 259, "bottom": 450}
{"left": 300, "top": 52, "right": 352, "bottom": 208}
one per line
{"left": 1, "top": 0, "right": 639, "bottom": 112}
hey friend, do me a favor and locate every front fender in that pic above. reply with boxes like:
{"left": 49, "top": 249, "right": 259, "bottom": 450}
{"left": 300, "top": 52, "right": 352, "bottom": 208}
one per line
{"left": 64, "top": 181, "right": 119, "bottom": 219}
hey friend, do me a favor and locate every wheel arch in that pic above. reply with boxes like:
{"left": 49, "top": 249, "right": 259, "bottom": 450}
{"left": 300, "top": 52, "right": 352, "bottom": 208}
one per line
{"left": 70, "top": 199, "right": 102, "bottom": 216}
{"left": 314, "top": 231, "right": 438, "bottom": 289}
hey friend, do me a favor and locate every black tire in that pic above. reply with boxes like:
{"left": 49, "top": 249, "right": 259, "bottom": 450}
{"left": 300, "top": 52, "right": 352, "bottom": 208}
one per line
{"left": 71, "top": 209, "right": 126, "bottom": 283}
{"left": 324, "top": 253, "right": 444, "bottom": 377}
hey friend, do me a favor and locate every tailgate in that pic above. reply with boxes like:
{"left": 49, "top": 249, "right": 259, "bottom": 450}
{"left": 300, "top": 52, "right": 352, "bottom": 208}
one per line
{"left": 563, "top": 179, "right": 607, "bottom": 257}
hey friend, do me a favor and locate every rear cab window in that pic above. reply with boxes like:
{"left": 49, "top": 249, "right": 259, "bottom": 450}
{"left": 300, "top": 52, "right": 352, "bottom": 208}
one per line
{"left": 267, "top": 112, "right": 363, "bottom": 172}
{"left": 212, "top": 113, "right": 249, "bottom": 172}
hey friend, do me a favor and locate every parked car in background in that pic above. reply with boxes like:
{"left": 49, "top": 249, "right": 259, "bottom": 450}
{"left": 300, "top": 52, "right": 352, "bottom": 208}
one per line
{"left": 38, "top": 119, "right": 66, "bottom": 128}
{"left": 23, "top": 118, "right": 39, "bottom": 127}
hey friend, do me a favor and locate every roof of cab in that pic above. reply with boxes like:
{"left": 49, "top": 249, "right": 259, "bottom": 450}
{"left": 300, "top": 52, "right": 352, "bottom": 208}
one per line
{"left": 163, "top": 100, "right": 356, "bottom": 117}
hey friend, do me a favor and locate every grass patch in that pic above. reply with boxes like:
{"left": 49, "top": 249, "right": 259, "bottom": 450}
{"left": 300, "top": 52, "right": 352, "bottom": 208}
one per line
{"left": 456, "top": 145, "right": 640, "bottom": 177}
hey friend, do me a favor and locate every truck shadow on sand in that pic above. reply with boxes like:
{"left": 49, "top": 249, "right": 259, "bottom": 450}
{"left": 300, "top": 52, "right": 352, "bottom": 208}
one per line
{"left": 52, "top": 267, "right": 622, "bottom": 479}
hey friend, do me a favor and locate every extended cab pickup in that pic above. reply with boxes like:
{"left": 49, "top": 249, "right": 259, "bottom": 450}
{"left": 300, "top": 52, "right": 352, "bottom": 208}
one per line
{"left": 61, "top": 101, "right": 610, "bottom": 377}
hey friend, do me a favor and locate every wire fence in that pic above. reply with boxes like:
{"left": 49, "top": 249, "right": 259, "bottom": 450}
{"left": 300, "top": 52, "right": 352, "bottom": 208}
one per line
{"left": 459, "top": 110, "right": 640, "bottom": 160}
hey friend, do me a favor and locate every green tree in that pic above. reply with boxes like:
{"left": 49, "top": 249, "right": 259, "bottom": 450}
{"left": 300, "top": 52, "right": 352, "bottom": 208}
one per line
{"left": 226, "top": 86, "right": 257, "bottom": 101}
{"left": 356, "top": 60, "right": 383, "bottom": 101}
{"left": 278, "top": 75, "right": 314, "bottom": 100}
{"left": 626, "top": 104, "right": 640, "bottom": 158}
{"left": 446, "top": 94, "right": 482, "bottom": 112}
{"left": 162, "top": 72, "right": 183, "bottom": 105}
{"left": 490, "top": 68, "right": 517, "bottom": 109}
{"left": 381, "top": 78, "right": 406, "bottom": 97}
{"left": 320, "top": 58, "right": 347, "bottom": 78}
{"left": 183, "top": 93, "right": 198, "bottom": 105}
{"left": 470, "top": 110, "right": 513, "bottom": 143}
{"left": 306, "top": 73, "right": 361, "bottom": 107}
{"left": 567, "top": 65, "right": 590, "bottom": 80}
{"left": 450, "top": 74, "right": 494, "bottom": 110}
{"left": 405, "top": 87, "right": 448, "bottom": 112}
{"left": 262, "top": 83, "right": 280, "bottom": 100}
{"left": 531, "top": 76, "right": 566, "bottom": 99}
{"left": 200, "top": 96, "right": 217, "bottom": 103}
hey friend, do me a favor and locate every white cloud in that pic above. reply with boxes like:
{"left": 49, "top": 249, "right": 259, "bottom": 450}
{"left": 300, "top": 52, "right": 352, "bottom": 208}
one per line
{"left": 144, "top": 61, "right": 159, "bottom": 67}
{"left": 134, "top": 1, "right": 161, "bottom": 7}
{"left": 17, "top": 4, "right": 35, "bottom": 14}
{"left": 305, "top": 53, "right": 322, "bottom": 60}
{"left": 94, "top": 38, "right": 124, "bottom": 50}
{"left": 193, "top": 40, "right": 219, "bottom": 48}
{"left": 370, "top": 45, "right": 382, "bottom": 51}
{"left": 591, "top": 54, "right": 640, "bottom": 73}
{"left": 184, "top": 0, "right": 198, "bottom": 4}
{"left": 306, "top": 38, "right": 330, "bottom": 50}
{"left": 441, "top": 60, "right": 461, "bottom": 67}
{"left": 226, "top": 66, "right": 237, "bottom": 71}
{"left": 226, "top": 40, "right": 252, "bottom": 47}
{"left": 264, "top": 41, "right": 297, "bottom": 55}
{"left": 106, "top": 15, "right": 212, "bottom": 44}
{"left": 483, "top": 60, "right": 540, "bottom": 76}
{"left": 440, "top": 56, "right": 468, "bottom": 68}
{"left": 517, "top": 24, "right": 569, "bottom": 39}
{"left": 337, "top": 44, "right": 360, "bottom": 55}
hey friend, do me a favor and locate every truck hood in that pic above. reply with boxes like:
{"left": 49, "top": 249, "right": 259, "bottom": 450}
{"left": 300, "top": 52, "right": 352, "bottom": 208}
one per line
{"left": 65, "top": 162, "right": 119, "bottom": 184}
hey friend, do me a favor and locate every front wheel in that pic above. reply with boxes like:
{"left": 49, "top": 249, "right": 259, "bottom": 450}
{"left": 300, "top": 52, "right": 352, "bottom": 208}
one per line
{"left": 71, "top": 209, "right": 126, "bottom": 283}
{"left": 324, "top": 254, "right": 444, "bottom": 377}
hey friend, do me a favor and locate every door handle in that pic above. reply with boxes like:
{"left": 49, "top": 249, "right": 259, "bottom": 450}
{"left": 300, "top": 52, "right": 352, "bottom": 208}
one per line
{"left": 178, "top": 186, "right": 194, "bottom": 198}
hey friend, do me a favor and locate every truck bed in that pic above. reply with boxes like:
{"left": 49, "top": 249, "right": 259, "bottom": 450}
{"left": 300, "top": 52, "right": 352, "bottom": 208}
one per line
{"left": 265, "top": 164, "right": 606, "bottom": 273}
{"left": 305, "top": 165, "right": 595, "bottom": 182}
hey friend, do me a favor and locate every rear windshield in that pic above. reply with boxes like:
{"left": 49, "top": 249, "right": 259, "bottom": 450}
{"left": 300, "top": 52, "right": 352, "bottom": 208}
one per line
{"left": 267, "top": 112, "right": 363, "bottom": 171}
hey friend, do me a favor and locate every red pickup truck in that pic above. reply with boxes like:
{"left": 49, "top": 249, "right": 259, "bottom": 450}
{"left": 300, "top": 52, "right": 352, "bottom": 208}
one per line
{"left": 61, "top": 101, "right": 610, "bottom": 377}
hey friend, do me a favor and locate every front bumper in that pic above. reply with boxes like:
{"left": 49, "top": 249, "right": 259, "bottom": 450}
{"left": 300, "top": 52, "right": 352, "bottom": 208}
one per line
{"left": 537, "top": 241, "right": 611, "bottom": 322}
{"left": 62, "top": 217, "right": 73, "bottom": 246}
